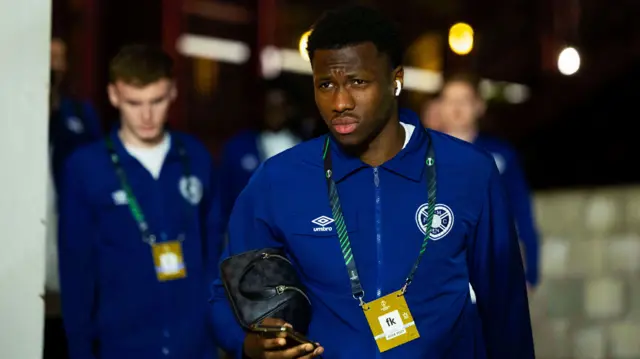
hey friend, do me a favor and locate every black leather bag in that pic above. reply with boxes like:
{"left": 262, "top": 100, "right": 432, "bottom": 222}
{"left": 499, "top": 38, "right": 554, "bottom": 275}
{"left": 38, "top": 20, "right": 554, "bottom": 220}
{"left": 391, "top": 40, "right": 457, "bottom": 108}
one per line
{"left": 220, "top": 248, "right": 312, "bottom": 334}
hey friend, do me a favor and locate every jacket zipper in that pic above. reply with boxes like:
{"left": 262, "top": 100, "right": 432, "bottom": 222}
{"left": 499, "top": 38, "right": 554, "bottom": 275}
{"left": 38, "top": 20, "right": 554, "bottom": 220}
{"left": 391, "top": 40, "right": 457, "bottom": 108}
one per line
{"left": 373, "top": 167, "right": 383, "bottom": 359}
{"left": 373, "top": 167, "right": 382, "bottom": 298}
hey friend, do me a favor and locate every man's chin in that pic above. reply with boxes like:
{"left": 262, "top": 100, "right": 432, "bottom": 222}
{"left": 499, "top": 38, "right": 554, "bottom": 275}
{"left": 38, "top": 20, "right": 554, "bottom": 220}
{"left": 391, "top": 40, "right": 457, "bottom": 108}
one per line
{"left": 137, "top": 130, "right": 164, "bottom": 142}
{"left": 330, "top": 132, "right": 367, "bottom": 155}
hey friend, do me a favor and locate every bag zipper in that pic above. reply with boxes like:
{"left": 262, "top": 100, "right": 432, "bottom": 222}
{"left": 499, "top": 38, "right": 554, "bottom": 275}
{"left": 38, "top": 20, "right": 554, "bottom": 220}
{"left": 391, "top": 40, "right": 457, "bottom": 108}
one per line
{"left": 275, "top": 285, "right": 311, "bottom": 304}
{"left": 263, "top": 253, "right": 311, "bottom": 304}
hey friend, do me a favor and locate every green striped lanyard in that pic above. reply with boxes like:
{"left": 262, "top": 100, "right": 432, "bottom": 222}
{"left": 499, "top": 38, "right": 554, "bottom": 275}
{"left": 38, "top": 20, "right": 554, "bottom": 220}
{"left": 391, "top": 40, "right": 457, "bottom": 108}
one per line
{"left": 105, "top": 136, "right": 192, "bottom": 245}
{"left": 322, "top": 131, "right": 436, "bottom": 306}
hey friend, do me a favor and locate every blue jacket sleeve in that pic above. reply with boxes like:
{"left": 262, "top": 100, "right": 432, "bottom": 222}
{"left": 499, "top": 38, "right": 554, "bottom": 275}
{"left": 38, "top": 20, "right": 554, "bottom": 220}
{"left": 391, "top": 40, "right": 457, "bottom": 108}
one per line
{"left": 468, "top": 164, "right": 535, "bottom": 359}
{"left": 58, "top": 156, "right": 98, "bottom": 359}
{"left": 202, "top": 159, "right": 225, "bottom": 285}
{"left": 218, "top": 143, "right": 236, "bottom": 233}
{"left": 502, "top": 153, "right": 540, "bottom": 286}
{"left": 218, "top": 141, "right": 254, "bottom": 234}
{"left": 209, "top": 162, "right": 282, "bottom": 359}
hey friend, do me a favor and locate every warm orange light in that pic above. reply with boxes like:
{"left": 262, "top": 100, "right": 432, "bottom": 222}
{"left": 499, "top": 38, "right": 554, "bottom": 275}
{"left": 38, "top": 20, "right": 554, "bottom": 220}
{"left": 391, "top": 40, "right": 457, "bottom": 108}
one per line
{"left": 299, "top": 30, "right": 312, "bottom": 61}
{"left": 448, "top": 23, "right": 474, "bottom": 55}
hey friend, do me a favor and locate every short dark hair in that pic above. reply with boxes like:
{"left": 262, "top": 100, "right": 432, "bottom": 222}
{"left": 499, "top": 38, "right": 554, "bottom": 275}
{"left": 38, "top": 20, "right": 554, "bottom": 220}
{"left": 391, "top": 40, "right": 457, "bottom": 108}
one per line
{"left": 306, "top": 5, "right": 404, "bottom": 69}
{"left": 442, "top": 72, "right": 481, "bottom": 95}
{"left": 109, "top": 44, "right": 174, "bottom": 86}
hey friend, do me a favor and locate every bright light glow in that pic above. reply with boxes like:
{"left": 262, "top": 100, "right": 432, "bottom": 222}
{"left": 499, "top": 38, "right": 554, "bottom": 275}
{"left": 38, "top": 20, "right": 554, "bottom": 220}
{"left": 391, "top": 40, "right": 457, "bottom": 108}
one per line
{"left": 176, "top": 34, "right": 528, "bottom": 98}
{"left": 448, "top": 23, "right": 474, "bottom": 55}
{"left": 176, "top": 34, "right": 250, "bottom": 64}
{"left": 260, "top": 45, "right": 282, "bottom": 79}
{"left": 479, "top": 79, "right": 497, "bottom": 100}
{"left": 299, "top": 30, "right": 312, "bottom": 62}
{"left": 403, "top": 67, "right": 442, "bottom": 93}
{"left": 503, "top": 83, "right": 530, "bottom": 104}
{"left": 557, "top": 47, "right": 580, "bottom": 76}
{"left": 280, "top": 48, "right": 313, "bottom": 75}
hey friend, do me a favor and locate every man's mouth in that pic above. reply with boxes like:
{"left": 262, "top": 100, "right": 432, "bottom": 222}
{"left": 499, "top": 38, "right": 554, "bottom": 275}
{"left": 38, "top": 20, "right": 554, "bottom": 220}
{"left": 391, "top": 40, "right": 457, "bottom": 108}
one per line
{"left": 331, "top": 117, "right": 359, "bottom": 135}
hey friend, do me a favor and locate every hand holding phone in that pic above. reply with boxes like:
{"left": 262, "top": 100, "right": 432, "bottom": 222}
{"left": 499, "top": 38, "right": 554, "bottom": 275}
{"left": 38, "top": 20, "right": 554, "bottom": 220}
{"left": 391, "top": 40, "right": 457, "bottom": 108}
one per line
{"left": 250, "top": 324, "right": 315, "bottom": 348}
{"left": 243, "top": 318, "right": 324, "bottom": 359}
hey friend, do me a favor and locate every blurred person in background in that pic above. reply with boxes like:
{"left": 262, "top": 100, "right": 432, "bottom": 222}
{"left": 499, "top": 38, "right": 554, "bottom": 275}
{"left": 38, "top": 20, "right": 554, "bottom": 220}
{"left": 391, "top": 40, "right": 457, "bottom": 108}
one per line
{"left": 210, "top": 5, "right": 533, "bottom": 359}
{"left": 44, "top": 36, "right": 102, "bottom": 359}
{"left": 218, "top": 83, "right": 300, "bottom": 228}
{"left": 437, "top": 73, "right": 540, "bottom": 291}
{"left": 420, "top": 94, "right": 443, "bottom": 131}
{"left": 58, "top": 45, "right": 222, "bottom": 359}
{"left": 49, "top": 37, "right": 102, "bottom": 191}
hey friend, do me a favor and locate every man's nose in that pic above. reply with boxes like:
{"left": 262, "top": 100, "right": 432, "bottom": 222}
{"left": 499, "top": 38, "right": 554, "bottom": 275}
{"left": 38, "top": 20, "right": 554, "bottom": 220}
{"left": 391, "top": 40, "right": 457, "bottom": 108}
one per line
{"left": 333, "top": 86, "right": 355, "bottom": 113}
{"left": 140, "top": 105, "right": 152, "bottom": 121}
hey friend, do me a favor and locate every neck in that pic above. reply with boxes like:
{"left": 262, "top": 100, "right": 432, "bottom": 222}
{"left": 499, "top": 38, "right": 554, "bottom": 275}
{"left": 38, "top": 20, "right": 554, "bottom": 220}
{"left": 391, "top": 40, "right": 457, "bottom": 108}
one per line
{"left": 359, "top": 114, "right": 405, "bottom": 167}
{"left": 447, "top": 127, "right": 478, "bottom": 143}
{"left": 119, "top": 128, "right": 166, "bottom": 149}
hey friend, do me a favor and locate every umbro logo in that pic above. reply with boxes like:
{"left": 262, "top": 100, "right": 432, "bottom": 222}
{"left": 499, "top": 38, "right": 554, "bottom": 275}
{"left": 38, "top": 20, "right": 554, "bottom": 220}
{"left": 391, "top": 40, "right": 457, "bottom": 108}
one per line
{"left": 311, "top": 215, "right": 334, "bottom": 232}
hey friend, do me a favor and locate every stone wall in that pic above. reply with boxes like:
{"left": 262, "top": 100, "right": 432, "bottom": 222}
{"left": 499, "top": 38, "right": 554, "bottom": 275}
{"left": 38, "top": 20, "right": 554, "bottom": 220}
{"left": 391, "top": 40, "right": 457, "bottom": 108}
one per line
{"left": 531, "top": 186, "right": 640, "bottom": 359}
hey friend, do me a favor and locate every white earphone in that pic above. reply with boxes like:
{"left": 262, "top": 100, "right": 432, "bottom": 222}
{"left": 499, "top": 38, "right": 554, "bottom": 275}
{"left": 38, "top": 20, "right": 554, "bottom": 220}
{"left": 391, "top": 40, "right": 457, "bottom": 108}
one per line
{"left": 394, "top": 79, "right": 402, "bottom": 96}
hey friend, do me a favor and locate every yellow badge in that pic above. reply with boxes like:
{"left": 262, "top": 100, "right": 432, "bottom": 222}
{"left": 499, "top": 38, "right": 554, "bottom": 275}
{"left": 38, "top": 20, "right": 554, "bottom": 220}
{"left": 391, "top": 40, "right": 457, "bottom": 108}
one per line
{"left": 151, "top": 240, "right": 187, "bottom": 282}
{"left": 363, "top": 290, "right": 420, "bottom": 353}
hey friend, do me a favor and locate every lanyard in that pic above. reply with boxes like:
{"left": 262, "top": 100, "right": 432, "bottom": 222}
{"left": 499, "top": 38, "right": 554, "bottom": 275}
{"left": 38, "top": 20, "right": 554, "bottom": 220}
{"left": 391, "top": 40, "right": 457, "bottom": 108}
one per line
{"left": 322, "top": 130, "right": 436, "bottom": 306}
{"left": 105, "top": 136, "right": 192, "bottom": 245}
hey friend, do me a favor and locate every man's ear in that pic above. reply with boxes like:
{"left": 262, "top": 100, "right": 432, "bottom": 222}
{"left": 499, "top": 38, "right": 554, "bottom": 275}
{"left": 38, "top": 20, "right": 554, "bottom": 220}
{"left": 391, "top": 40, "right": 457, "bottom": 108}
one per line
{"left": 393, "top": 66, "right": 404, "bottom": 96}
{"left": 169, "top": 81, "right": 178, "bottom": 102}
{"left": 107, "top": 83, "right": 120, "bottom": 108}
{"left": 474, "top": 96, "right": 486, "bottom": 117}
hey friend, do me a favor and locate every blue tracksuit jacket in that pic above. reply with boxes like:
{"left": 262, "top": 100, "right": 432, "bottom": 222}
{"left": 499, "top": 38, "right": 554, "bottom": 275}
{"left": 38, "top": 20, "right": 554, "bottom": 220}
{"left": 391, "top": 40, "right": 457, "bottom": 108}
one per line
{"left": 58, "top": 129, "right": 222, "bottom": 359}
{"left": 210, "top": 109, "right": 534, "bottom": 358}
{"left": 473, "top": 135, "right": 540, "bottom": 286}
{"left": 218, "top": 130, "right": 263, "bottom": 229}
{"left": 50, "top": 96, "right": 102, "bottom": 196}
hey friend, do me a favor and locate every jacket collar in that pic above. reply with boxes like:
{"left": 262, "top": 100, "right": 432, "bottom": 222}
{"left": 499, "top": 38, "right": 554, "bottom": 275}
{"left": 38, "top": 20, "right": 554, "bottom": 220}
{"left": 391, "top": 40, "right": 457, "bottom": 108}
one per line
{"left": 107, "top": 126, "right": 183, "bottom": 164}
{"left": 329, "top": 108, "right": 430, "bottom": 183}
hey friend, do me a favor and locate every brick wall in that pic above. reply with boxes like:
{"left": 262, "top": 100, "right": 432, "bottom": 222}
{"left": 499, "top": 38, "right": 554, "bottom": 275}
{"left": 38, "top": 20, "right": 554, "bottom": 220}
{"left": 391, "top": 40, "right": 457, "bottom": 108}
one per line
{"left": 531, "top": 186, "right": 640, "bottom": 359}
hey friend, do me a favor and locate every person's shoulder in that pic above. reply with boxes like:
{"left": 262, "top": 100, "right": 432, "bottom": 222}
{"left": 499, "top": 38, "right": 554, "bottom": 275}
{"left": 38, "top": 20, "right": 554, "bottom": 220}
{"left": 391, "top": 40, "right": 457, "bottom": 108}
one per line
{"left": 171, "top": 131, "right": 213, "bottom": 159}
{"left": 67, "top": 138, "right": 107, "bottom": 166}
{"left": 227, "top": 129, "right": 259, "bottom": 143}
{"left": 62, "top": 139, "right": 111, "bottom": 189}
{"left": 474, "top": 134, "right": 521, "bottom": 174}
{"left": 60, "top": 96, "right": 97, "bottom": 113}
{"left": 77, "top": 98, "right": 97, "bottom": 110}
{"left": 249, "top": 135, "right": 324, "bottom": 187}
{"left": 475, "top": 133, "right": 517, "bottom": 157}
{"left": 221, "top": 130, "right": 259, "bottom": 155}
{"left": 263, "top": 135, "right": 325, "bottom": 169}
{"left": 428, "top": 129, "right": 501, "bottom": 191}
{"left": 60, "top": 95, "right": 86, "bottom": 106}
{"left": 430, "top": 130, "right": 496, "bottom": 169}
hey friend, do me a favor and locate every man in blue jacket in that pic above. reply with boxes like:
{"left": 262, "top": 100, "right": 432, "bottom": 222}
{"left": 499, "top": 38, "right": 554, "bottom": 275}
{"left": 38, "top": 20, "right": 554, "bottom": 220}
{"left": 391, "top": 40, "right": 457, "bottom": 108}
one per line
{"left": 437, "top": 73, "right": 541, "bottom": 290}
{"left": 219, "top": 84, "right": 300, "bottom": 228}
{"left": 58, "top": 45, "right": 222, "bottom": 359}
{"left": 420, "top": 94, "right": 443, "bottom": 132}
{"left": 45, "top": 36, "right": 102, "bottom": 359}
{"left": 210, "top": 5, "right": 534, "bottom": 359}
{"left": 49, "top": 37, "right": 103, "bottom": 193}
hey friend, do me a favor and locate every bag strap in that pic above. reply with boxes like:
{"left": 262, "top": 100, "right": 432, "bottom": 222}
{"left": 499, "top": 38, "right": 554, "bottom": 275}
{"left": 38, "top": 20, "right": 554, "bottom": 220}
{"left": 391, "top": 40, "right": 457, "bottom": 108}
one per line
{"left": 238, "top": 253, "right": 295, "bottom": 300}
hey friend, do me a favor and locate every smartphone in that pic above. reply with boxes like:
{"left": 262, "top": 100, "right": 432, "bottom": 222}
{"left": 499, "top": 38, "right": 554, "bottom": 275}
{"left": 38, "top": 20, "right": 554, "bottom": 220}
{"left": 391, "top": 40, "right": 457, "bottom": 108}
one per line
{"left": 249, "top": 324, "right": 316, "bottom": 348}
